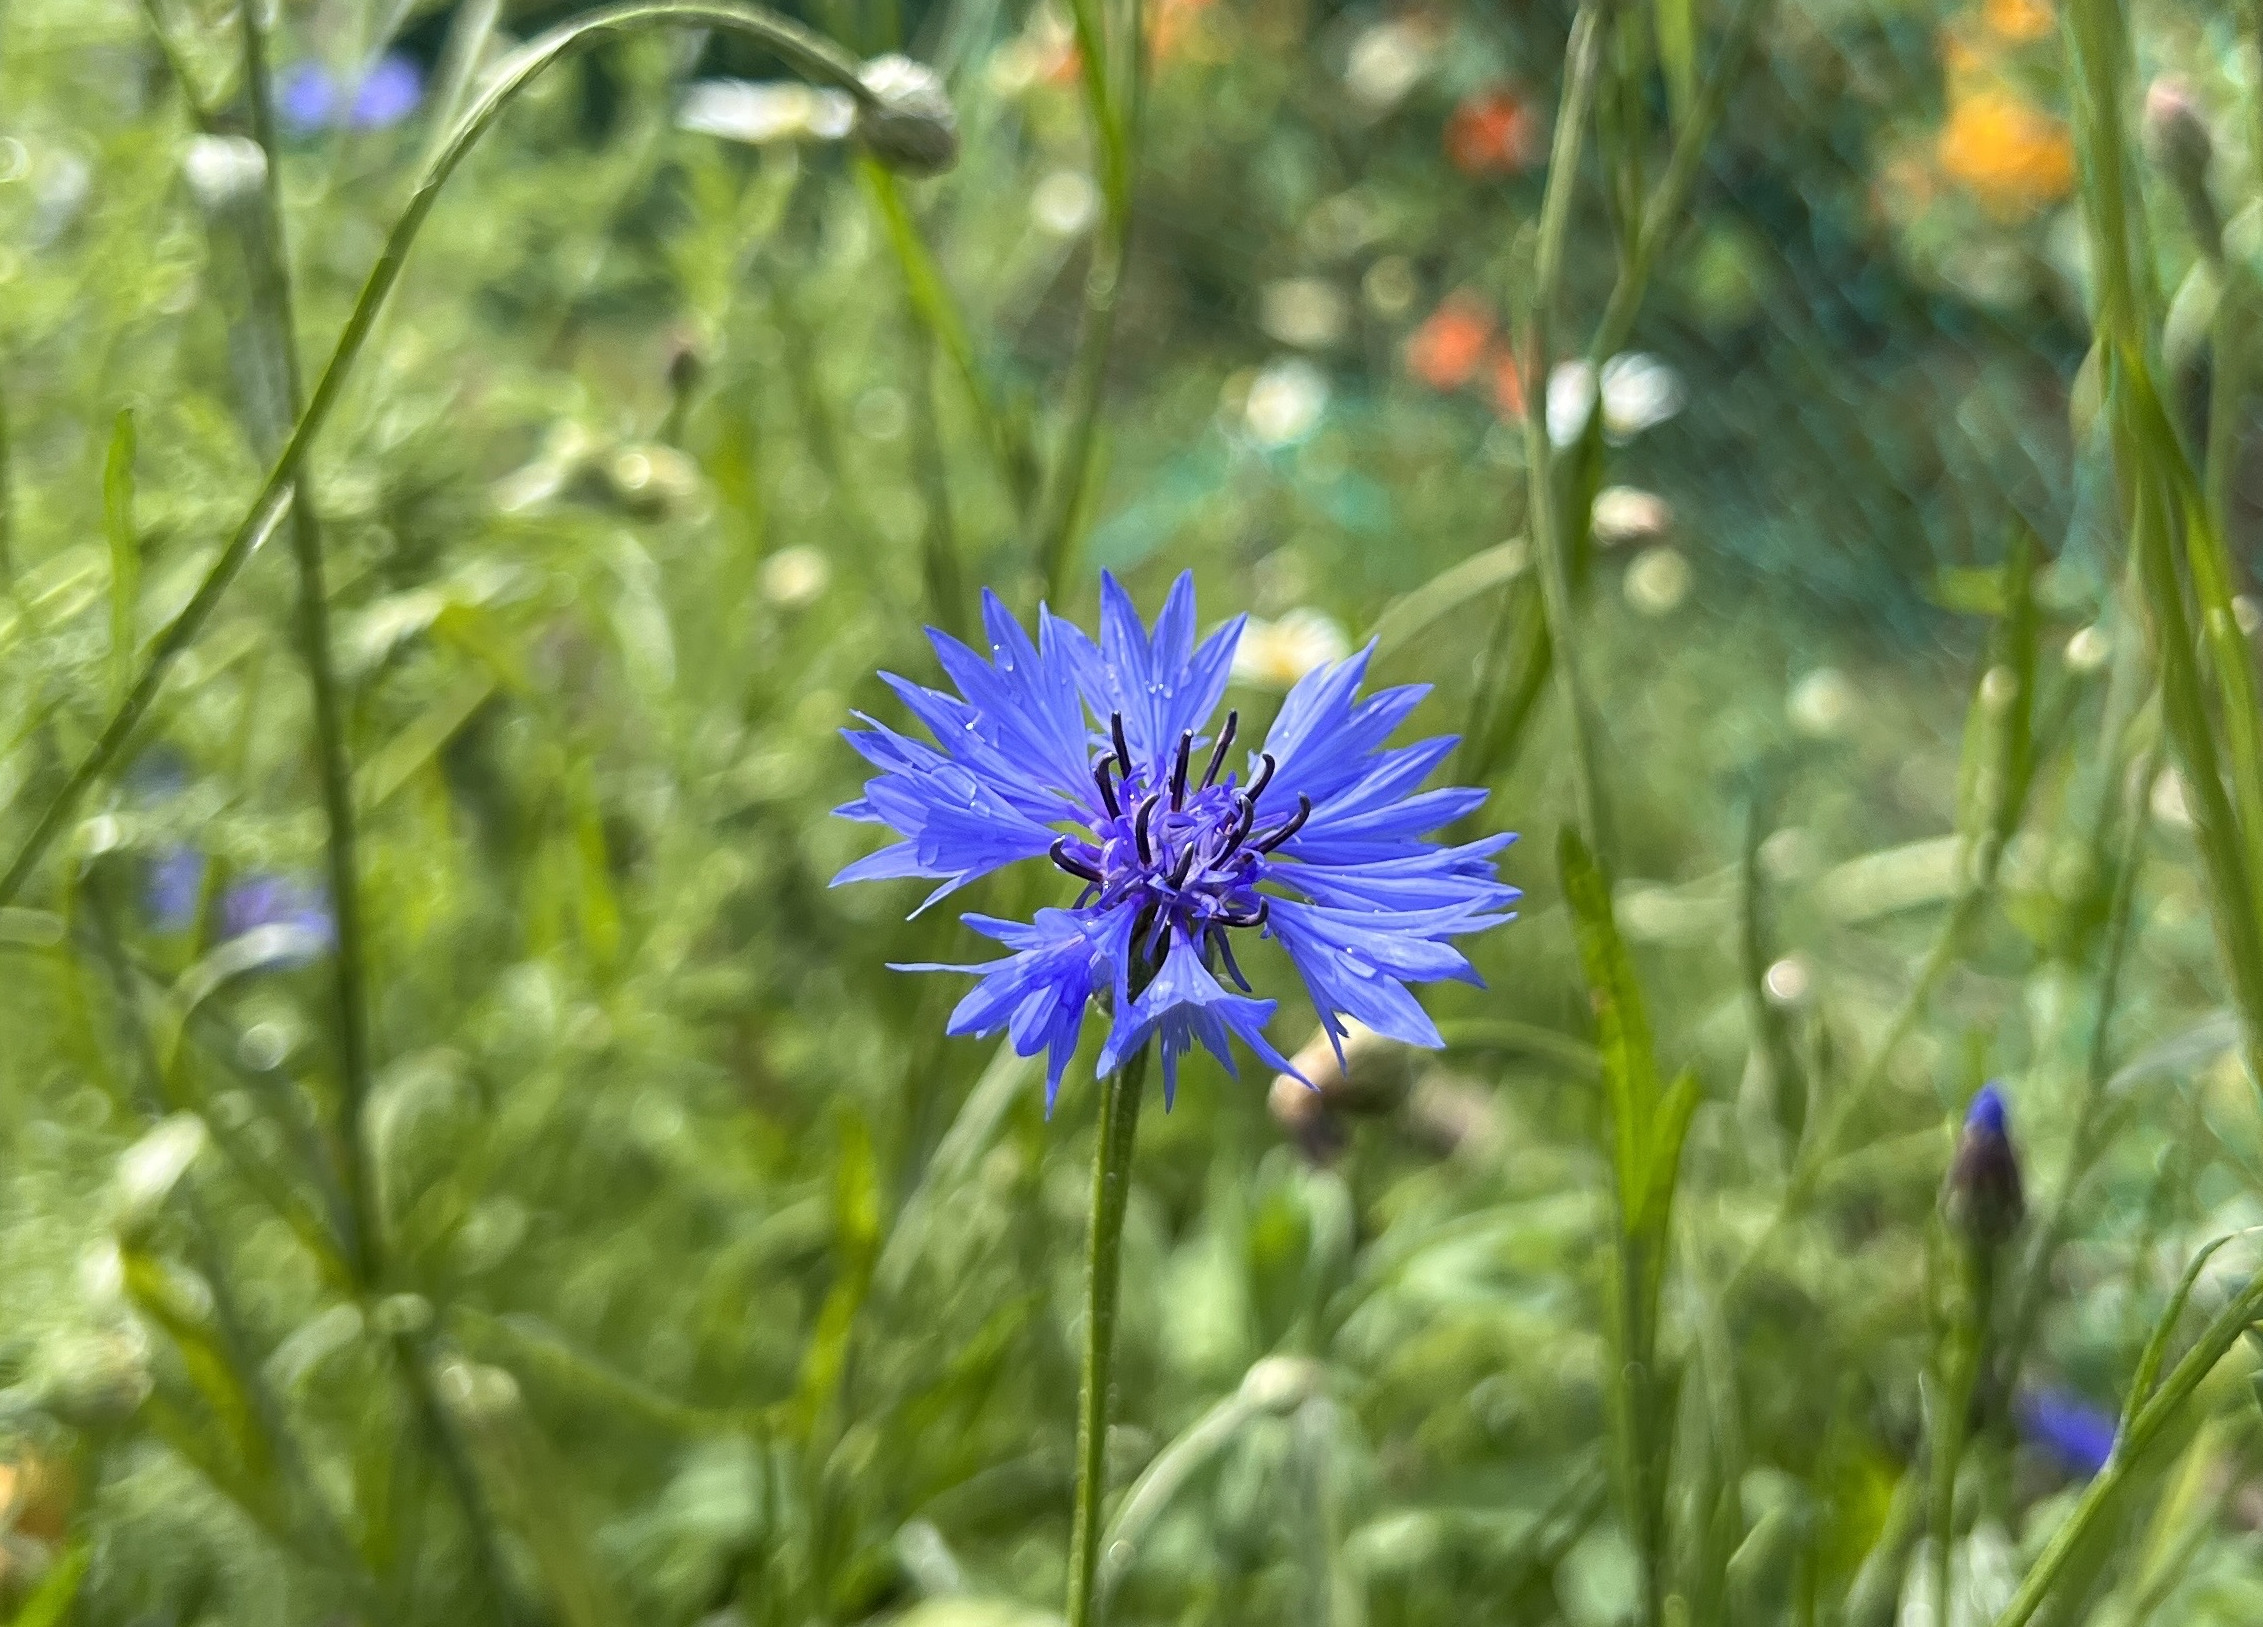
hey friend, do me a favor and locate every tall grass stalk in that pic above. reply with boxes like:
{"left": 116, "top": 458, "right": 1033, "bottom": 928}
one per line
{"left": 233, "top": 0, "right": 382, "bottom": 1288}
{"left": 0, "top": 1, "right": 877, "bottom": 907}
{"left": 1032, "top": 0, "right": 1146, "bottom": 600}
{"left": 1522, "top": 0, "right": 1611, "bottom": 861}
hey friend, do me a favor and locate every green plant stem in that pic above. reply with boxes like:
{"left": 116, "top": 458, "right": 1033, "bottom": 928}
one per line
{"left": 1929, "top": 1242, "right": 1996, "bottom": 1627}
{"left": 1522, "top": 0, "right": 1610, "bottom": 863}
{"left": 236, "top": 0, "right": 384, "bottom": 1289}
{"left": 1463, "top": 0, "right": 1765, "bottom": 797}
{"left": 0, "top": 0, "right": 874, "bottom": 909}
{"left": 1032, "top": 0, "right": 1144, "bottom": 601}
{"left": 1065, "top": 1039, "right": 1151, "bottom": 1627}
{"left": 1991, "top": 1261, "right": 2263, "bottom": 1626}
{"left": 2001, "top": 739, "right": 2158, "bottom": 1382}
{"left": 0, "top": 372, "right": 14, "bottom": 585}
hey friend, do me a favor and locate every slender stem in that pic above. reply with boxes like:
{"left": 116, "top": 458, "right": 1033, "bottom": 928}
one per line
{"left": 1065, "top": 1040, "right": 1151, "bottom": 1627}
{"left": 236, "top": 0, "right": 383, "bottom": 1289}
{"left": 0, "top": 364, "right": 14, "bottom": 583}
{"left": 2000, "top": 738, "right": 2158, "bottom": 1382}
{"left": 1522, "top": 0, "right": 1611, "bottom": 862}
{"left": 0, "top": 0, "right": 874, "bottom": 908}
{"left": 1032, "top": 0, "right": 1144, "bottom": 600}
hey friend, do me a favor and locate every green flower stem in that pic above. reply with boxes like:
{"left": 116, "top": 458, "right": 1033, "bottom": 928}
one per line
{"left": 1065, "top": 1038, "right": 1151, "bottom": 1627}
{"left": 2000, "top": 738, "right": 2158, "bottom": 1382}
{"left": 1521, "top": 0, "right": 1611, "bottom": 863}
{"left": 0, "top": 0, "right": 873, "bottom": 909}
{"left": 1032, "top": 0, "right": 1145, "bottom": 601}
{"left": 1927, "top": 1242, "right": 1996, "bottom": 1626}
{"left": 235, "top": 0, "right": 383, "bottom": 1289}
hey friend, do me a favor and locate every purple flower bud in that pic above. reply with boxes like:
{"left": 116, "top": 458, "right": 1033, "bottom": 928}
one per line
{"left": 1945, "top": 1081, "right": 2023, "bottom": 1246}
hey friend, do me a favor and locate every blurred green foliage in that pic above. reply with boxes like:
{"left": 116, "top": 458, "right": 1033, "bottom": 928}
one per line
{"left": 4, "top": 0, "right": 2263, "bottom": 1622}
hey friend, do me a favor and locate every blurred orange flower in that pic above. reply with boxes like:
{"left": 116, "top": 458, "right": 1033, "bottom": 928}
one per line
{"left": 1488, "top": 348, "right": 1527, "bottom": 419}
{"left": 1983, "top": 0, "right": 2054, "bottom": 42}
{"left": 1938, "top": 87, "right": 2073, "bottom": 216}
{"left": 1446, "top": 88, "right": 1542, "bottom": 177}
{"left": 1406, "top": 293, "right": 1494, "bottom": 389}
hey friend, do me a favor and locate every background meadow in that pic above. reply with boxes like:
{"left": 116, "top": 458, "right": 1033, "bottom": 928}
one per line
{"left": 3, "top": 0, "right": 2263, "bottom": 1620}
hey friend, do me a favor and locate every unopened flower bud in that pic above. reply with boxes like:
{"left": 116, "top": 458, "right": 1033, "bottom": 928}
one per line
{"left": 854, "top": 55, "right": 959, "bottom": 177}
{"left": 1945, "top": 1082, "right": 2023, "bottom": 1248}
{"left": 2145, "top": 77, "right": 2221, "bottom": 256}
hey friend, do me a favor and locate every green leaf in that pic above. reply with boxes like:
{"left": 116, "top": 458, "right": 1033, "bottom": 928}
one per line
{"left": 103, "top": 407, "right": 138, "bottom": 704}
{"left": 1558, "top": 825, "right": 1662, "bottom": 1197}
{"left": 1369, "top": 539, "right": 1530, "bottom": 664}
{"left": 12, "top": 1542, "right": 91, "bottom": 1627}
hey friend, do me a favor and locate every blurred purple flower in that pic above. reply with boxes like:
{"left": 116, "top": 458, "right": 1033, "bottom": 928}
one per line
{"left": 147, "top": 846, "right": 206, "bottom": 933}
{"left": 349, "top": 54, "right": 423, "bottom": 129}
{"left": 221, "top": 875, "right": 336, "bottom": 957}
{"left": 277, "top": 63, "right": 339, "bottom": 135}
{"left": 277, "top": 53, "right": 422, "bottom": 137}
{"left": 2016, "top": 1387, "right": 2116, "bottom": 1478}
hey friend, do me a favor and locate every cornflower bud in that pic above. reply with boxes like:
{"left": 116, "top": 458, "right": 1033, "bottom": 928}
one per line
{"left": 2144, "top": 76, "right": 2221, "bottom": 258}
{"left": 854, "top": 55, "right": 960, "bottom": 177}
{"left": 1944, "top": 1081, "right": 2023, "bottom": 1248}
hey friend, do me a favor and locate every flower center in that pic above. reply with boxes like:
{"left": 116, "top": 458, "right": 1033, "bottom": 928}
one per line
{"left": 1046, "top": 710, "right": 1311, "bottom": 978}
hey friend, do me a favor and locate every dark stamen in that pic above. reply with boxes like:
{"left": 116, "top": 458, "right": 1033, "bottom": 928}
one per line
{"left": 1253, "top": 794, "right": 1312, "bottom": 854}
{"left": 1170, "top": 732, "right": 1193, "bottom": 809}
{"left": 1092, "top": 760, "right": 1122, "bottom": 819}
{"left": 1216, "top": 796, "right": 1257, "bottom": 859}
{"left": 1167, "top": 842, "right": 1198, "bottom": 889}
{"left": 1050, "top": 837, "right": 1102, "bottom": 883}
{"left": 1201, "top": 711, "right": 1239, "bottom": 789}
{"left": 1111, "top": 713, "right": 1134, "bottom": 779}
{"left": 1245, "top": 752, "right": 1278, "bottom": 803}
{"left": 1217, "top": 898, "right": 1271, "bottom": 929}
{"left": 1133, "top": 794, "right": 1159, "bottom": 865}
{"left": 1213, "top": 927, "right": 1253, "bottom": 992}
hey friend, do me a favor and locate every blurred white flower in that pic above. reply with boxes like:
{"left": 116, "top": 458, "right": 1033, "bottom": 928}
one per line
{"left": 1547, "top": 352, "right": 1686, "bottom": 446}
{"left": 115, "top": 1115, "right": 207, "bottom": 1229}
{"left": 2063, "top": 623, "right": 2110, "bottom": 672}
{"left": 1788, "top": 668, "right": 1858, "bottom": 738}
{"left": 1762, "top": 955, "right": 1811, "bottom": 1006}
{"left": 1234, "top": 609, "right": 1349, "bottom": 689}
{"left": 1344, "top": 20, "right": 1431, "bottom": 114}
{"left": 182, "top": 134, "right": 266, "bottom": 209}
{"left": 1624, "top": 546, "right": 1692, "bottom": 616}
{"left": 1031, "top": 169, "right": 1099, "bottom": 236}
{"left": 678, "top": 79, "right": 854, "bottom": 145}
{"left": 2152, "top": 767, "right": 2194, "bottom": 829}
{"left": 1591, "top": 485, "right": 1673, "bottom": 546}
{"left": 1259, "top": 278, "right": 1350, "bottom": 350}
{"left": 760, "top": 545, "right": 831, "bottom": 606}
{"left": 1244, "top": 359, "right": 1329, "bottom": 447}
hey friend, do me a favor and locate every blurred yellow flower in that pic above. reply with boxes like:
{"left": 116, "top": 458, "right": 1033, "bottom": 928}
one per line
{"left": 1938, "top": 87, "right": 2074, "bottom": 217}
{"left": 1983, "top": 0, "right": 2054, "bottom": 43}
{"left": 1233, "top": 609, "right": 1351, "bottom": 690}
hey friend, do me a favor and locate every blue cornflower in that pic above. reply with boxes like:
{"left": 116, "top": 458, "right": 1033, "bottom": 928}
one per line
{"left": 2015, "top": 1387, "right": 2116, "bottom": 1479}
{"left": 833, "top": 572, "right": 1518, "bottom": 1108}
{"left": 277, "top": 53, "right": 424, "bottom": 137}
